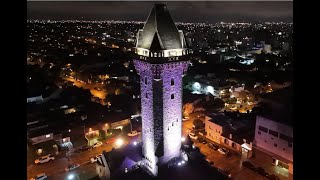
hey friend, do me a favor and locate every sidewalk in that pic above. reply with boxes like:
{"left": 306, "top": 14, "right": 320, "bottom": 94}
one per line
{"left": 248, "top": 148, "right": 293, "bottom": 180}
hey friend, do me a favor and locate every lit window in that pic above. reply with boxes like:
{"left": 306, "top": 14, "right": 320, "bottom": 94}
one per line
{"left": 154, "top": 53, "right": 157, "bottom": 57}
{"left": 171, "top": 94, "right": 174, "bottom": 99}
{"left": 46, "top": 134, "right": 50, "bottom": 138}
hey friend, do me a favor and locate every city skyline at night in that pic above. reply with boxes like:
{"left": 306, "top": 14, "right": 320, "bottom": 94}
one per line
{"left": 27, "top": 1, "right": 293, "bottom": 180}
{"left": 27, "top": 1, "right": 293, "bottom": 23}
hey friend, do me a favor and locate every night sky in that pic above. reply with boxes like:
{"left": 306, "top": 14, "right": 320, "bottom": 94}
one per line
{"left": 27, "top": 1, "right": 293, "bottom": 23}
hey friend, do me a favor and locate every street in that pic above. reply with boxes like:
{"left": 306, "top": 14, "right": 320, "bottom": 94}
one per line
{"left": 28, "top": 141, "right": 114, "bottom": 179}
{"left": 181, "top": 114, "right": 292, "bottom": 180}
{"left": 63, "top": 77, "right": 107, "bottom": 99}
{"left": 28, "top": 112, "right": 291, "bottom": 180}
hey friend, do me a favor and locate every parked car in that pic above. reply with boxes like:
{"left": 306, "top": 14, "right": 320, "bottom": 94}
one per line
{"left": 217, "top": 168, "right": 232, "bottom": 178}
{"left": 242, "top": 161, "right": 255, "bottom": 170}
{"left": 189, "top": 132, "right": 198, "bottom": 140}
{"left": 93, "top": 142, "right": 103, "bottom": 148}
{"left": 65, "top": 164, "right": 80, "bottom": 172}
{"left": 106, "top": 137, "right": 116, "bottom": 144}
{"left": 218, "top": 148, "right": 229, "bottom": 155}
{"left": 268, "top": 174, "right": 280, "bottom": 180}
{"left": 205, "top": 158, "right": 214, "bottom": 166}
{"left": 34, "top": 154, "right": 55, "bottom": 164}
{"left": 198, "top": 138, "right": 207, "bottom": 144}
{"left": 208, "top": 143, "right": 219, "bottom": 150}
{"left": 30, "top": 173, "right": 47, "bottom": 180}
{"left": 182, "top": 117, "right": 189, "bottom": 121}
{"left": 74, "top": 146, "right": 91, "bottom": 153}
{"left": 90, "top": 154, "right": 102, "bottom": 163}
{"left": 127, "top": 131, "right": 140, "bottom": 137}
{"left": 255, "top": 167, "right": 269, "bottom": 177}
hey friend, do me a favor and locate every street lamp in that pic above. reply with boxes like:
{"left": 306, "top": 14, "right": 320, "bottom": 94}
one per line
{"left": 68, "top": 173, "right": 80, "bottom": 180}
{"left": 115, "top": 138, "right": 124, "bottom": 147}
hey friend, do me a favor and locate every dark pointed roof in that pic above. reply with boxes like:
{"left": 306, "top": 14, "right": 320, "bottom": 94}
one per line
{"left": 136, "top": 4, "right": 186, "bottom": 50}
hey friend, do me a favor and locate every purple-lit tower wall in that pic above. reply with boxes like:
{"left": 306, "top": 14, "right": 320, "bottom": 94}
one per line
{"left": 134, "top": 60, "right": 188, "bottom": 175}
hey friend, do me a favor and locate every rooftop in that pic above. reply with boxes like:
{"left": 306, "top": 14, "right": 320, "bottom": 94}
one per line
{"left": 207, "top": 113, "right": 232, "bottom": 127}
{"left": 136, "top": 4, "right": 187, "bottom": 51}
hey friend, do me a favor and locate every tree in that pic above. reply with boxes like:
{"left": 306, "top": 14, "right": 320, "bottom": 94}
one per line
{"left": 183, "top": 103, "right": 194, "bottom": 117}
{"left": 193, "top": 119, "right": 204, "bottom": 129}
{"left": 99, "top": 130, "right": 106, "bottom": 140}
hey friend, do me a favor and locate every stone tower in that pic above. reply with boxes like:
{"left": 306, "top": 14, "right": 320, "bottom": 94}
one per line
{"left": 133, "top": 4, "right": 190, "bottom": 176}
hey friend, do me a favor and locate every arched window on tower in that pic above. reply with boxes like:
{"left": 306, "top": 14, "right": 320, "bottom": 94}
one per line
{"left": 171, "top": 78, "right": 174, "bottom": 86}
{"left": 154, "top": 52, "right": 157, "bottom": 57}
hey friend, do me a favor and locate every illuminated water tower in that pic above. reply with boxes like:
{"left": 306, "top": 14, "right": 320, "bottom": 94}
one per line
{"left": 133, "top": 3, "right": 190, "bottom": 176}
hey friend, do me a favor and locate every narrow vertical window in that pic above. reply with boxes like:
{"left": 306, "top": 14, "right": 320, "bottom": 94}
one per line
{"left": 146, "top": 93, "right": 148, "bottom": 98}
{"left": 145, "top": 77, "right": 147, "bottom": 84}
{"left": 171, "top": 78, "right": 174, "bottom": 86}
{"left": 171, "top": 94, "right": 174, "bottom": 99}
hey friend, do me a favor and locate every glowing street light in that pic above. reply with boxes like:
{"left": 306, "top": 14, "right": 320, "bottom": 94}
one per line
{"left": 181, "top": 137, "right": 186, "bottom": 142}
{"left": 68, "top": 174, "right": 74, "bottom": 180}
{"left": 133, "top": 141, "right": 138, "bottom": 146}
{"left": 116, "top": 138, "right": 124, "bottom": 147}
{"left": 68, "top": 173, "right": 80, "bottom": 180}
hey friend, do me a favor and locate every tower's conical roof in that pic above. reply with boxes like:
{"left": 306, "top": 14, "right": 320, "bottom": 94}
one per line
{"left": 136, "top": 4, "right": 186, "bottom": 50}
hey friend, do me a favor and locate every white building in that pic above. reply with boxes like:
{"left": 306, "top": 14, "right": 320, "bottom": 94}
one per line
{"left": 254, "top": 115, "right": 293, "bottom": 174}
{"left": 205, "top": 114, "right": 254, "bottom": 159}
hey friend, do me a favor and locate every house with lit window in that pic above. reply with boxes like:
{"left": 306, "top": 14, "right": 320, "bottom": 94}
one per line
{"left": 205, "top": 113, "right": 254, "bottom": 158}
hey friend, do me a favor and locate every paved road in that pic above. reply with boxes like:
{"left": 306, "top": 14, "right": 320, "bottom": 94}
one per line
{"left": 27, "top": 140, "right": 119, "bottom": 179}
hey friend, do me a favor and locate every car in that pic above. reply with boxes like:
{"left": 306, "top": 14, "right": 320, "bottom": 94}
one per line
{"left": 268, "top": 174, "right": 280, "bottom": 180}
{"left": 127, "top": 131, "right": 140, "bottom": 137}
{"left": 34, "top": 154, "right": 55, "bottom": 164}
{"left": 74, "top": 146, "right": 91, "bottom": 153}
{"left": 106, "top": 137, "right": 116, "bottom": 144}
{"left": 65, "top": 164, "right": 80, "bottom": 172}
{"left": 197, "top": 137, "right": 207, "bottom": 144}
{"left": 255, "top": 167, "right": 269, "bottom": 177}
{"left": 90, "top": 154, "right": 102, "bottom": 163}
{"left": 218, "top": 148, "right": 228, "bottom": 155}
{"left": 30, "top": 173, "right": 47, "bottom": 180}
{"left": 205, "top": 158, "right": 214, "bottom": 166}
{"left": 208, "top": 143, "right": 219, "bottom": 150}
{"left": 242, "top": 161, "right": 255, "bottom": 170}
{"left": 217, "top": 168, "right": 232, "bottom": 178}
{"left": 93, "top": 142, "right": 103, "bottom": 148}
{"left": 182, "top": 117, "right": 189, "bottom": 121}
{"left": 188, "top": 132, "right": 198, "bottom": 140}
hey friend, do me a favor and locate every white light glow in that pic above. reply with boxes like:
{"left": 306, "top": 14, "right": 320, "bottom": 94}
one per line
{"left": 181, "top": 137, "right": 185, "bottom": 142}
{"left": 68, "top": 174, "right": 75, "bottom": 180}
{"left": 116, "top": 139, "right": 124, "bottom": 147}
{"left": 178, "top": 162, "right": 181, "bottom": 166}
{"left": 192, "top": 82, "right": 201, "bottom": 91}
{"left": 133, "top": 141, "right": 138, "bottom": 146}
{"left": 206, "top": 86, "right": 214, "bottom": 95}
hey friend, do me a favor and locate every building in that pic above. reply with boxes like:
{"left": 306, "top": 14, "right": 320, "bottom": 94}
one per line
{"left": 254, "top": 86, "right": 293, "bottom": 175}
{"left": 254, "top": 116, "right": 293, "bottom": 174}
{"left": 133, "top": 4, "right": 189, "bottom": 176}
{"left": 205, "top": 113, "right": 254, "bottom": 159}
